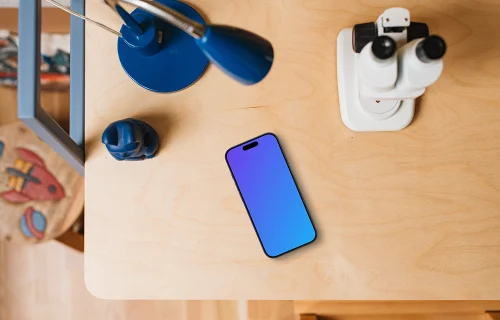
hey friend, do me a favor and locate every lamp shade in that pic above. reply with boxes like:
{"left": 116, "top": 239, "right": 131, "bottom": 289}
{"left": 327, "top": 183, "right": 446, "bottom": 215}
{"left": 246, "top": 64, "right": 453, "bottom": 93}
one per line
{"left": 108, "top": 0, "right": 275, "bottom": 89}
{"left": 196, "top": 25, "right": 274, "bottom": 85}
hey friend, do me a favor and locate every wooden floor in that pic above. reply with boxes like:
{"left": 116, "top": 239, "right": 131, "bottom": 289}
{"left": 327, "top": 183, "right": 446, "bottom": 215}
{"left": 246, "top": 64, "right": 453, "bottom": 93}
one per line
{"left": 4, "top": 241, "right": 500, "bottom": 320}
{"left": 0, "top": 241, "right": 227, "bottom": 320}
{"left": 0, "top": 240, "right": 296, "bottom": 320}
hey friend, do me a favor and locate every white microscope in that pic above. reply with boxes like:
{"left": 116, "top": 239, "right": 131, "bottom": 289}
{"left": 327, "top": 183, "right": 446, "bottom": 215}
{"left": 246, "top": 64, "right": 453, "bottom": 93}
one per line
{"left": 337, "top": 8, "right": 447, "bottom": 131}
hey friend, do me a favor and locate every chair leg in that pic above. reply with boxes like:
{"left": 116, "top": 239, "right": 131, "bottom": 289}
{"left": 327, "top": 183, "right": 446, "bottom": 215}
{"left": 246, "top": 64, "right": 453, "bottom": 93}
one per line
{"left": 56, "top": 228, "right": 84, "bottom": 252}
{"left": 300, "top": 315, "right": 318, "bottom": 320}
{"left": 487, "top": 312, "right": 500, "bottom": 320}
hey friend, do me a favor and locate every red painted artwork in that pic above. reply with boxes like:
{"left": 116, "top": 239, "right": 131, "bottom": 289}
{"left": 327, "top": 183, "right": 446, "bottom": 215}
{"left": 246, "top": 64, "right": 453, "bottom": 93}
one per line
{"left": 1, "top": 148, "right": 65, "bottom": 203}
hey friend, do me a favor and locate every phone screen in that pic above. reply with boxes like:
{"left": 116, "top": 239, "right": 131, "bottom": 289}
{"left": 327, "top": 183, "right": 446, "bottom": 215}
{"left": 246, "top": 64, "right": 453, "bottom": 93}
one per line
{"left": 225, "top": 133, "right": 316, "bottom": 258}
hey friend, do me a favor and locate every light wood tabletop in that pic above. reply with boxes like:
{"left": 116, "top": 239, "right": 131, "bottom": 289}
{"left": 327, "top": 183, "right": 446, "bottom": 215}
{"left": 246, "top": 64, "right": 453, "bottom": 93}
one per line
{"left": 84, "top": 0, "right": 500, "bottom": 299}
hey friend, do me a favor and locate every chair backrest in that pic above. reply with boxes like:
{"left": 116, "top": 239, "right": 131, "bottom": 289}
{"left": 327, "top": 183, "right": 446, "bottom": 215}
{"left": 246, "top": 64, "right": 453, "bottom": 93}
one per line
{"left": 17, "top": 0, "right": 84, "bottom": 176}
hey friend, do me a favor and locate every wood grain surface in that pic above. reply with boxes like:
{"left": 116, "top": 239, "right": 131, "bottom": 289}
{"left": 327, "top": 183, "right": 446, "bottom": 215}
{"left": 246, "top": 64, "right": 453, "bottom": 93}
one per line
{"left": 296, "top": 301, "right": 500, "bottom": 320}
{"left": 0, "top": 122, "right": 84, "bottom": 243}
{"left": 487, "top": 313, "right": 500, "bottom": 320}
{"left": 0, "top": 241, "right": 245, "bottom": 320}
{"left": 0, "top": 34, "right": 82, "bottom": 243}
{"left": 295, "top": 301, "right": 500, "bottom": 317}
{"left": 0, "top": 7, "right": 70, "bottom": 33}
{"left": 0, "top": 87, "right": 71, "bottom": 130}
{"left": 84, "top": 0, "right": 500, "bottom": 299}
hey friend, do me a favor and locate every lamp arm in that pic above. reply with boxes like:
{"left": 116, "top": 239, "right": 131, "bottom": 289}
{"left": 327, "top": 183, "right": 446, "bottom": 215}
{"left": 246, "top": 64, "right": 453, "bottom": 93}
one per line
{"left": 104, "top": 0, "right": 206, "bottom": 38}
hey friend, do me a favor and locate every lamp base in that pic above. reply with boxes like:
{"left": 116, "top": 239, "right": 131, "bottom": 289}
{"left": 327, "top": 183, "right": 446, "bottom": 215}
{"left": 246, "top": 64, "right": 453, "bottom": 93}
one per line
{"left": 117, "top": 0, "right": 209, "bottom": 93}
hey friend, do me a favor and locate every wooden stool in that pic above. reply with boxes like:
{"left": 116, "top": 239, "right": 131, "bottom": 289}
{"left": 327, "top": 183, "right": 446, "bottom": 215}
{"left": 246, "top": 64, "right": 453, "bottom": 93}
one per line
{"left": 295, "top": 301, "right": 500, "bottom": 320}
{"left": 0, "top": 121, "right": 83, "bottom": 244}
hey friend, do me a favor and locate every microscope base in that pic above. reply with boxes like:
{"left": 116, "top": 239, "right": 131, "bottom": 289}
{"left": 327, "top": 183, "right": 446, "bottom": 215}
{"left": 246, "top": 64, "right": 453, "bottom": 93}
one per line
{"left": 337, "top": 28, "right": 415, "bottom": 132}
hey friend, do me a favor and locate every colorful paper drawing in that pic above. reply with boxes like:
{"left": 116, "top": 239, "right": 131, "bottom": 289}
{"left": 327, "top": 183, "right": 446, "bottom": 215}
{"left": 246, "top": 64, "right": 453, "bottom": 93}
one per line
{"left": 1, "top": 148, "right": 65, "bottom": 203}
{"left": 20, "top": 206, "right": 47, "bottom": 240}
{"left": 0, "top": 141, "right": 4, "bottom": 159}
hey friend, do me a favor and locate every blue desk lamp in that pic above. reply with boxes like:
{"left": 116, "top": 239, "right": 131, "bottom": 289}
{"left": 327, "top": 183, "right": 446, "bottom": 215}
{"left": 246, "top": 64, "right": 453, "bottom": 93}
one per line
{"left": 103, "top": 0, "right": 274, "bottom": 92}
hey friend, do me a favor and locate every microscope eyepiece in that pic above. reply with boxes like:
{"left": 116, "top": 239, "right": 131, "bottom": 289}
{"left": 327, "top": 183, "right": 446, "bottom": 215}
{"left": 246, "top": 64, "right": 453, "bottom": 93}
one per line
{"left": 371, "top": 36, "right": 397, "bottom": 60}
{"left": 416, "top": 35, "right": 446, "bottom": 62}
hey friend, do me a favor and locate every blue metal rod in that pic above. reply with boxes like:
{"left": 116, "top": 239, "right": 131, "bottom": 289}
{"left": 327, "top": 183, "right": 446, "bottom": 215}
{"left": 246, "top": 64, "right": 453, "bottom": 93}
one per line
{"left": 70, "top": 0, "right": 85, "bottom": 151}
{"left": 115, "top": 4, "right": 144, "bottom": 35}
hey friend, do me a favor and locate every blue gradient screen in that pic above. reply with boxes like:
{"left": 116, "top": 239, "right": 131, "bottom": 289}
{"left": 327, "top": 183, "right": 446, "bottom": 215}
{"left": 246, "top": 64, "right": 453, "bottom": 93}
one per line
{"left": 226, "top": 133, "right": 316, "bottom": 257}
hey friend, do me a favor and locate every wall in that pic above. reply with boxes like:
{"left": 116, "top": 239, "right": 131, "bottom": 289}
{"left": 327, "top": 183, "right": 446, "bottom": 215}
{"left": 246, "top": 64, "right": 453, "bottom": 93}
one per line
{"left": 0, "top": 0, "right": 71, "bottom": 7}
{"left": 0, "top": 7, "right": 70, "bottom": 33}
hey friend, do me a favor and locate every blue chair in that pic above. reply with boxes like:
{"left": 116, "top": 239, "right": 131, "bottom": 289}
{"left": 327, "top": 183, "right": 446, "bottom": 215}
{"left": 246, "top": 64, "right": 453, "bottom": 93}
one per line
{"left": 18, "top": 0, "right": 85, "bottom": 176}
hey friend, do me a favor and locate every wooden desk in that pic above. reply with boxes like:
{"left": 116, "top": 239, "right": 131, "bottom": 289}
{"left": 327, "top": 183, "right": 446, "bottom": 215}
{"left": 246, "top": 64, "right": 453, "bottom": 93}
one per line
{"left": 84, "top": 0, "right": 500, "bottom": 299}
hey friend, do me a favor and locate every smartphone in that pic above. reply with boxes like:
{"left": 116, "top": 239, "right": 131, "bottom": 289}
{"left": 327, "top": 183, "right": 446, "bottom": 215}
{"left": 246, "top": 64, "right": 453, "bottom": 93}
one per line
{"left": 225, "top": 133, "right": 316, "bottom": 258}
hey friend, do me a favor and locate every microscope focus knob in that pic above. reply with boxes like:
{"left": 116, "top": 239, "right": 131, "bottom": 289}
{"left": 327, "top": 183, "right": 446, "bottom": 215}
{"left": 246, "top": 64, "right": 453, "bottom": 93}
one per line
{"left": 407, "top": 22, "right": 430, "bottom": 42}
{"left": 353, "top": 22, "right": 377, "bottom": 53}
{"left": 416, "top": 35, "right": 447, "bottom": 62}
{"left": 371, "top": 36, "right": 397, "bottom": 59}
